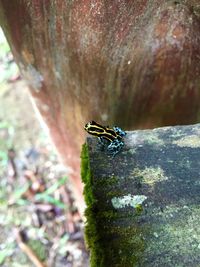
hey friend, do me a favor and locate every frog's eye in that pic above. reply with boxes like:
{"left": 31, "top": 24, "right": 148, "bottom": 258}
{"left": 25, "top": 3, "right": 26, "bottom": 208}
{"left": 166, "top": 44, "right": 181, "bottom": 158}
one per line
{"left": 84, "top": 122, "right": 91, "bottom": 130}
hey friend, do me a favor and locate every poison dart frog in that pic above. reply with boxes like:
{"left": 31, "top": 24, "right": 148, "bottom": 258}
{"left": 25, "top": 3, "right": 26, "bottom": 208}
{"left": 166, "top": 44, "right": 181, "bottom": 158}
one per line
{"left": 84, "top": 121, "right": 126, "bottom": 157}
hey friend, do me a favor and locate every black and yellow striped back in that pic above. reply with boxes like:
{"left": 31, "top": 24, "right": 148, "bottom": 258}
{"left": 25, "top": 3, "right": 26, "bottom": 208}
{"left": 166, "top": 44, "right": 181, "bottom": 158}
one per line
{"left": 84, "top": 121, "right": 120, "bottom": 142}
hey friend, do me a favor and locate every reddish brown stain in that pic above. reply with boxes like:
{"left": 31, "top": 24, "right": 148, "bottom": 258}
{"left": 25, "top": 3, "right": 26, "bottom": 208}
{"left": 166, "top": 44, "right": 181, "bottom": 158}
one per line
{"left": 172, "top": 24, "right": 185, "bottom": 39}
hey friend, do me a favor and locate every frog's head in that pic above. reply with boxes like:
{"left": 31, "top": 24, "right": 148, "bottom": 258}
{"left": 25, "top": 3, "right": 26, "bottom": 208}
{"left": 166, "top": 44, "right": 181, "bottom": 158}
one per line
{"left": 84, "top": 121, "right": 93, "bottom": 132}
{"left": 84, "top": 121, "right": 104, "bottom": 135}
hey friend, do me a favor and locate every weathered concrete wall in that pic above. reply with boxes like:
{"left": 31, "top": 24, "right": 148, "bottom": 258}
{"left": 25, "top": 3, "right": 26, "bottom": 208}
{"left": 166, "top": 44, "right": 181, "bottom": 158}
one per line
{"left": 82, "top": 123, "right": 200, "bottom": 267}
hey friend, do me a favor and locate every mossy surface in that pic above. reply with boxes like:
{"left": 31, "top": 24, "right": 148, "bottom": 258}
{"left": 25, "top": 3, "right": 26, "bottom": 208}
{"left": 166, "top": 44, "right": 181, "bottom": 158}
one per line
{"left": 81, "top": 143, "right": 105, "bottom": 267}
{"left": 82, "top": 123, "right": 200, "bottom": 267}
{"left": 81, "top": 143, "right": 147, "bottom": 267}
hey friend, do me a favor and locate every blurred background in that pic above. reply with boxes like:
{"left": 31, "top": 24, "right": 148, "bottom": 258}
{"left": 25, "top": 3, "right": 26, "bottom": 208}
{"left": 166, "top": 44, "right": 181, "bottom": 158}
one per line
{"left": 0, "top": 27, "right": 88, "bottom": 267}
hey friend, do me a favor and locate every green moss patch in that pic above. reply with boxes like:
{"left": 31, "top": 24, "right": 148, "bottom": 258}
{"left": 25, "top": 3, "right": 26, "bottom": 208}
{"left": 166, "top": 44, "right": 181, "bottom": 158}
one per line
{"left": 81, "top": 143, "right": 147, "bottom": 267}
{"left": 81, "top": 143, "right": 105, "bottom": 267}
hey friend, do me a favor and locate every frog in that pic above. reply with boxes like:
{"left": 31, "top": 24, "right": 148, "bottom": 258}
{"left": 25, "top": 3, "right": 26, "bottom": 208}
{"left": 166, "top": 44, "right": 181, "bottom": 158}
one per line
{"left": 84, "top": 121, "right": 126, "bottom": 157}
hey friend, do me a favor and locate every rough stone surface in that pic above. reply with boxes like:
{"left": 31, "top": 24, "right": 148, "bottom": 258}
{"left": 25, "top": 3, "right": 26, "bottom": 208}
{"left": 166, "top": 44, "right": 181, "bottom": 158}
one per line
{"left": 83, "top": 123, "right": 200, "bottom": 267}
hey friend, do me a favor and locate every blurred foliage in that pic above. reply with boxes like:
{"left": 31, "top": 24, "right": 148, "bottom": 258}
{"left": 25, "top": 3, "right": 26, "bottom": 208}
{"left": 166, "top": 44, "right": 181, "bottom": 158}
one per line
{"left": 0, "top": 120, "right": 14, "bottom": 168}
{"left": 0, "top": 27, "right": 87, "bottom": 267}
{"left": 35, "top": 176, "right": 68, "bottom": 209}
{"left": 0, "top": 28, "right": 19, "bottom": 88}
{"left": 0, "top": 28, "right": 48, "bottom": 265}
{"left": 0, "top": 241, "right": 15, "bottom": 265}
{"left": 0, "top": 27, "right": 18, "bottom": 178}
{"left": 27, "top": 239, "right": 47, "bottom": 261}
{"left": 0, "top": 28, "right": 10, "bottom": 56}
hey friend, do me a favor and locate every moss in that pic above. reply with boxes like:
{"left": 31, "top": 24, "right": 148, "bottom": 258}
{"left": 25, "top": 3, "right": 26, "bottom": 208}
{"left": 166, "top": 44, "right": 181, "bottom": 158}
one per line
{"left": 97, "top": 222, "right": 148, "bottom": 267}
{"left": 107, "top": 190, "right": 125, "bottom": 198}
{"left": 96, "top": 210, "right": 119, "bottom": 220}
{"left": 81, "top": 143, "right": 147, "bottom": 267}
{"left": 143, "top": 204, "right": 200, "bottom": 265}
{"left": 135, "top": 204, "right": 144, "bottom": 215}
{"left": 95, "top": 176, "right": 118, "bottom": 187}
{"left": 80, "top": 143, "right": 90, "bottom": 184}
{"left": 81, "top": 143, "right": 105, "bottom": 267}
{"left": 81, "top": 143, "right": 94, "bottom": 206}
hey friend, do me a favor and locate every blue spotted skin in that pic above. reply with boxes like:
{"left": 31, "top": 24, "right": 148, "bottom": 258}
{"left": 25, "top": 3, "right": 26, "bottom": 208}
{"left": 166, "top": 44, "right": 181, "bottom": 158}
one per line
{"left": 84, "top": 121, "right": 126, "bottom": 157}
{"left": 113, "top": 126, "right": 126, "bottom": 137}
{"left": 107, "top": 138, "right": 124, "bottom": 157}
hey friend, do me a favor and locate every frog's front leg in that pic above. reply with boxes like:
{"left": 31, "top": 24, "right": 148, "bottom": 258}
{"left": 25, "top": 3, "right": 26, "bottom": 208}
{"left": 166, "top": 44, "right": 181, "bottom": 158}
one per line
{"left": 107, "top": 139, "right": 124, "bottom": 157}
{"left": 113, "top": 126, "right": 126, "bottom": 137}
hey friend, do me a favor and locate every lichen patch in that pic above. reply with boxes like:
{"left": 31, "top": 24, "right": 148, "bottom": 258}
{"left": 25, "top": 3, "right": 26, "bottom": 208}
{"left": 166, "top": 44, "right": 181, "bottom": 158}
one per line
{"left": 128, "top": 131, "right": 164, "bottom": 147}
{"left": 147, "top": 132, "right": 165, "bottom": 145}
{"left": 172, "top": 135, "right": 200, "bottom": 148}
{"left": 132, "top": 166, "right": 168, "bottom": 186}
{"left": 111, "top": 194, "right": 147, "bottom": 209}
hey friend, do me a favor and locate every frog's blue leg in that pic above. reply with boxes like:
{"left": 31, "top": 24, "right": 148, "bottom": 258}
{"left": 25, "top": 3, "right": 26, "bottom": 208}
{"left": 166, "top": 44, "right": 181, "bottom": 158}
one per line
{"left": 107, "top": 139, "right": 124, "bottom": 157}
{"left": 113, "top": 127, "right": 126, "bottom": 137}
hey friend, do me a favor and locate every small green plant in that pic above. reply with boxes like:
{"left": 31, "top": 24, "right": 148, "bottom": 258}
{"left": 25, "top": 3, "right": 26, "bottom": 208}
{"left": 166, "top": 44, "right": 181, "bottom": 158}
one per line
{"left": 0, "top": 240, "right": 15, "bottom": 265}
{"left": 35, "top": 176, "right": 68, "bottom": 209}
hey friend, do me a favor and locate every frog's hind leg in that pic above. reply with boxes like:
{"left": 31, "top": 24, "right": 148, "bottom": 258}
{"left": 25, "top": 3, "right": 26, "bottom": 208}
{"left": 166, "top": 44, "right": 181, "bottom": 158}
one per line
{"left": 107, "top": 139, "right": 124, "bottom": 158}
